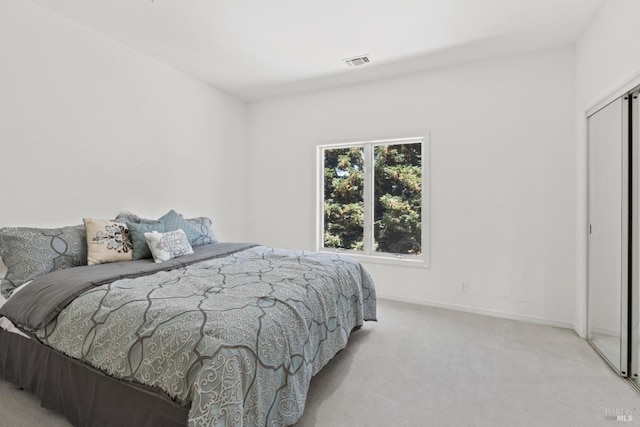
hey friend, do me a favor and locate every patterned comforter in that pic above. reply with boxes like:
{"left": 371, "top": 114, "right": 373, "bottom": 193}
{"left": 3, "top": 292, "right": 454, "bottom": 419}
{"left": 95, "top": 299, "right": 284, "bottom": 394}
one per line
{"left": 18, "top": 245, "right": 376, "bottom": 426}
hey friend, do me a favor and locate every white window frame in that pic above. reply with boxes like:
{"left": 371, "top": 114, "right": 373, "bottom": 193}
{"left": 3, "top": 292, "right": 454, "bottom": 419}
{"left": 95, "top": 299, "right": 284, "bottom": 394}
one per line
{"left": 316, "top": 135, "right": 430, "bottom": 267}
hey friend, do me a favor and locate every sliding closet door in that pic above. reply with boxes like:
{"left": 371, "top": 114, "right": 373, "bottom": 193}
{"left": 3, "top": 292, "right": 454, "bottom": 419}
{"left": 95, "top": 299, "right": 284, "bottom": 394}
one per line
{"left": 632, "top": 91, "right": 640, "bottom": 381}
{"left": 588, "top": 96, "right": 628, "bottom": 375}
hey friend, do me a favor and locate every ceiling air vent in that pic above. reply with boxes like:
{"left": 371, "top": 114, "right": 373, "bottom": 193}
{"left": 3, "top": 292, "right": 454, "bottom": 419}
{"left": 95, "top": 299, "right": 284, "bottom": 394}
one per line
{"left": 344, "top": 55, "right": 370, "bottom": 67}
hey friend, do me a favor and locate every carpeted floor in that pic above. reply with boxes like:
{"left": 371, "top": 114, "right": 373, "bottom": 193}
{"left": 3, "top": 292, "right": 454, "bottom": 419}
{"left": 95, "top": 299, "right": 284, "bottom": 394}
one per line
{"left": 1, "top": 299, "right": 638, "bottom": 426}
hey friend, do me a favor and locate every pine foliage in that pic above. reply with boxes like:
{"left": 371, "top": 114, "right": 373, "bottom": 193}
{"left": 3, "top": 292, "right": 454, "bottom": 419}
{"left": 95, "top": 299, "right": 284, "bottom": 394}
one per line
{"left": 323, "top": 143, "right": 422, "bottom": 254}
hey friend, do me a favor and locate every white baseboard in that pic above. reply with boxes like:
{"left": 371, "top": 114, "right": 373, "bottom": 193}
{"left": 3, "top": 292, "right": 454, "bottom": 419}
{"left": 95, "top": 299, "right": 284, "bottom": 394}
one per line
{"left": 377, "top": 293, "right": 575, "bottom": 331}
{"left": 590, "top": 326, "right": 620, "bottom": 338}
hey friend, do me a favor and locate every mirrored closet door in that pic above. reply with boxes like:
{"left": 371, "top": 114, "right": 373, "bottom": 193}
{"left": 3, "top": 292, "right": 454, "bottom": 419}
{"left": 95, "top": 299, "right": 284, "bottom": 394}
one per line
{"left": 631, "top": 91, "right": 640, "bottom": 382}
{"left": 588, "top": 88, "right": 640, "bottom": 380}
{"left": 587, "top": 95, "right": 628, "bottom": 375}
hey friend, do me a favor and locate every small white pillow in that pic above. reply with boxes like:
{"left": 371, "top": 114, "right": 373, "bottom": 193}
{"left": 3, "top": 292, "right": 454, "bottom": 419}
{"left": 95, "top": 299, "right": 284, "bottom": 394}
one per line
{"left": 144, "top": 229, "right": 194, "bottom": 263}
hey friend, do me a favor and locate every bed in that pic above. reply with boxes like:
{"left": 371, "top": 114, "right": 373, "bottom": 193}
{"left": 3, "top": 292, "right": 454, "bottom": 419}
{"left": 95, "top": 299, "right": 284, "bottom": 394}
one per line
{"left": 0, "top": 213, "right": 376, "bottom": 427}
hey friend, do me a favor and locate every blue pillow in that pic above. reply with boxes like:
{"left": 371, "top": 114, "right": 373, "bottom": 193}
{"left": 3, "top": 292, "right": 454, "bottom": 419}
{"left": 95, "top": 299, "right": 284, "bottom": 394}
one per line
{"left": 157, "top": 210, "right": 202, "bottom": 246}
{"left": 187, "top": 217, "right": 218, "bottom": 246}
{"left": 126, "top": 221, "right": 166, "bottom": 260}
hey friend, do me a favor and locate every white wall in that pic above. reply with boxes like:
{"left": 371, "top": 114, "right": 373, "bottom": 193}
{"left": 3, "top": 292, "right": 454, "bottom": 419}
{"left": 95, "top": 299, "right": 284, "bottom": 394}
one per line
{"left": 0, "top": 0, "right": 247, "bottom": 241}
{"left": 576, "top": 0, "right": 640, "bottom": 109}
{"left": 6, "top": 0, "right": 617, "bottom": 331}
{"left": 247, "top": 48, "right": 576, "bottom": 327}
{"left": 574, "top": 0, "right": 640, "bottom": 337}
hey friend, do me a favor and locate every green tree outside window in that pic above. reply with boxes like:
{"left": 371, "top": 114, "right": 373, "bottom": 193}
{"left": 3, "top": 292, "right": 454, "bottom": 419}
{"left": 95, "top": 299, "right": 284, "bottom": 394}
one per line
{"left": 323, "top": 141, "right": 422, "bottom": 256}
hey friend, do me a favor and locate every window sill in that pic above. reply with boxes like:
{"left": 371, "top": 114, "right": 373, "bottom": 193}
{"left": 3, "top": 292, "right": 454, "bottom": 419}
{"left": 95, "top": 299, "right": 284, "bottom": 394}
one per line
{"left": 318, "top": 249, "right": 429, "bottom": 269}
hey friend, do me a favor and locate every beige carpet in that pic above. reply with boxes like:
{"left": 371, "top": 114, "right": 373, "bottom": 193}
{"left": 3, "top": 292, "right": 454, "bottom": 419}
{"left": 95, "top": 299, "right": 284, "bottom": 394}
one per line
{"left": 1, "top": 299, "right": 638, "bottom": 426}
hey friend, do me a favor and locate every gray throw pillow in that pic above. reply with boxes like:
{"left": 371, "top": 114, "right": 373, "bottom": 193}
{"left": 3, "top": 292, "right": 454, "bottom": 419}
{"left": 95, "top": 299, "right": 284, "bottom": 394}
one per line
{"left": 0, "top": 225, "right": 87, "bottom": 298}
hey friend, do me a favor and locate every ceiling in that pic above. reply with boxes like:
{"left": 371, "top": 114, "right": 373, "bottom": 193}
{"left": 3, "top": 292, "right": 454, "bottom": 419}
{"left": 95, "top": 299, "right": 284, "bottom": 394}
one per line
{"left": 29, "top": 0, "right": 606, "bottom": 101}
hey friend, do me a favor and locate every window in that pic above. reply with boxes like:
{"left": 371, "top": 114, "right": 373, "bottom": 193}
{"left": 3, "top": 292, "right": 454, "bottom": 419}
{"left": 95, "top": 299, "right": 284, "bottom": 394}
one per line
{"left": 317, "top": 136, "right": 428, "bottom": 264}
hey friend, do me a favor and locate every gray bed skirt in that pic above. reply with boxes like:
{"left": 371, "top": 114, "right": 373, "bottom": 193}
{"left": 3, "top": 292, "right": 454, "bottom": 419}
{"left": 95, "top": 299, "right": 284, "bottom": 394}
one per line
{"left": 0, "top": 329, "right": 189, "bottom": 427}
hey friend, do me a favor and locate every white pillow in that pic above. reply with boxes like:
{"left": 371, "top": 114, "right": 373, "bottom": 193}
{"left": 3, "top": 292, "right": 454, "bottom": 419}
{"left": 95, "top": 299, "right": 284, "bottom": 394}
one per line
{"left": 144, "top": 229, "right": 194, "bottom": 263}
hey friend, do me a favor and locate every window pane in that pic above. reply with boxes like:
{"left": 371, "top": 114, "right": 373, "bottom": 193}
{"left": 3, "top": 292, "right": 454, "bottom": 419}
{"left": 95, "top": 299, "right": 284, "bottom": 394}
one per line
{"left": 373, "top": 143, "right": 422, "bottom": 255}
{"left": 323, "top": 147, "right": 364, "bottom": 250}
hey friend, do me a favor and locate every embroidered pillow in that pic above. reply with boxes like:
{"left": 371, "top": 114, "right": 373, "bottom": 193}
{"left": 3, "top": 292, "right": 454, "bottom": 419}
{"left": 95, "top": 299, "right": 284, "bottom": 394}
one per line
{"left": 84, "top": 218, "right": 133, "bottom": 265}
{"left": 0, "top": 225, "right": 87, "bottom": 298}
{"left": 144, "top": 229, "right": 194, "bottom": 263}
{"left": 126, "top": 221, "right": 166, "bottom": 260}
